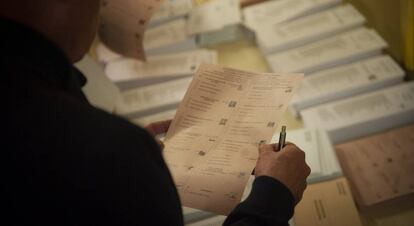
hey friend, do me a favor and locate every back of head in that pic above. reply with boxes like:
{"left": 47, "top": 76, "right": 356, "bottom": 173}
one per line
{"left": 0, "top": 0, "right": 101, "bottom": 62}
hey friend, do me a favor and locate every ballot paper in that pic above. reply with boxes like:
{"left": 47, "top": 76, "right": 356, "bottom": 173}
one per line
{"left": 271, "top": 128, "right": 342, "bottom": 183}
{"left": 187, "top": 0, "right": 242, "bottom": 35}
{"left": 302, "top": 82, "right": 414, "bottom": 144}
{"left": 115, "top": 77, "right": 193, "bottom": 118}
{"left": 197, "top": 25, "right": 248, "bottom": 47}
{"left": 293, "top": 177, "right": 362, "bottom": 226}
{"left": 144, "top": 18, "right": 197, "bottom": 55}
{"left": 289, "top": 55, "right": 405, "bottom": 117}
{"left": 335, "top": 124, "right": 414, "bottom": 209}
{"left": 163, "top": 64, "right": 303, "bottom": 214}
{"left": 243, "top": 0, "right": 340, "bottom": 32}
{"left": 149, "top": 0, "right": 193, "bottom": 27}
{"left": 104, "top": 49, "right": 218, "bottom": 90}
{"left": 256, "top": 4, "right": 365, "bottom": 54}
{"left": 266, "top": 27, "right": 388, "bottom": 74}
{"left": 99, "top": 0, "right": 165, "bottom": 60}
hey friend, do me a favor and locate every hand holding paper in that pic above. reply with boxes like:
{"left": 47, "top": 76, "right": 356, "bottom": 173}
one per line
{"left": 163, "top": 63, "right": 303, "bottom": 214}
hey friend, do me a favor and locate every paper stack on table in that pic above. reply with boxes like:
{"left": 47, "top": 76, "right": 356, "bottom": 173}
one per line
{"left": 302, "top": 82, "right": 414, "bottom": 144}
{"left": 335, "top": 124, "right": 414, "bottom": 210}
{"left": 104, "top": 49, "right": 217, "bottom": 90}
{"left": 144, "top": 18, "right": 198, "bottom": 56}
{"left": 187, "top": 0, "right": 245, "bottom": 47}
{"left": 271, "top": 128, "right": 342, "bottom": 183}
{"left": 115, "top": 77, "right": 193, "bottom": 118}
{"left": 289, "top": 55, "right": 405, "bottom": 117}
{"left": 148, "top": 0, "right": 193, "bottom": 27}
{"left": 243, "top": 0, "right": 340, "bottom": 32}
{"left": 266, "top": 27, "right": 388, "bottom": 74}
{"left": 256, "top": 4, "right": 365, "bottom": 54}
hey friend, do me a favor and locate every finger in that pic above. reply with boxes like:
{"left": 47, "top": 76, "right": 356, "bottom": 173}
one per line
{"left": 258, "top": 143, "right": 277, "bottom": 154}
{"left": 145, "top": 119, "right": 172, "bottom": 136}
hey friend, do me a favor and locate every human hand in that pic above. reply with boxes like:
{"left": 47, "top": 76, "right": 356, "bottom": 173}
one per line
{"left": 144, "top": 119, "right": 172, "bottom": 150}
{"left": 254, "top": 143, "right": 311, "bottom": 204}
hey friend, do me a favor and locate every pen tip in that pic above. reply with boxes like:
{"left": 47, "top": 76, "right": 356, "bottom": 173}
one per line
{"left": 281, "top": 126, "right": 286, "bottom": 132}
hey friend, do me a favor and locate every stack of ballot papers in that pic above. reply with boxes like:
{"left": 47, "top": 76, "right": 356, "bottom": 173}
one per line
{"left": 289, "top": 55, "right": 405, "bottom": 117}
{"left": 335, "top": 124, "right": 414, "bottom": 210}
{"left": 271, "top": 128, "right": 342, "bottom": 183}
{"left": 96, "top": 43, "right": 123, "bottom": 67}
{"left": 256, "top": 4, "right": 366, "bottom": 54}
{"left": 148, "top": 0, "right": 193, "bottom": 27}
{"left": 144, "top": 18, "right": 197, "bottom": 55}
{"left": 104, "top": 49, "right": 218, "bottom": 90}
{"left": 243, "top": 0, "right": 340, "bottom": 32}
{"left": 302, "top": 82, "right": 414, "bottom": 144}
{"left": 115, "top": 77, "right": 193, "bottom": 118}
{"left": 187, "top": 0, "right": 244, "bottom": 46}
{"left": 266, "top": 27, "right": 388, "bottom": 74}
{"left": 293, "top": 177, "right": 363, "bottom": 226}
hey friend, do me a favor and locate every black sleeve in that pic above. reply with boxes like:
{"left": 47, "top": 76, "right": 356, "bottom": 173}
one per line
{"left": 223, "top": 176, "right": 295, "bottom": 226}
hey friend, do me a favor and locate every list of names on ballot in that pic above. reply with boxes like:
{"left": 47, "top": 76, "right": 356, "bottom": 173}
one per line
{"left": 163, "top": 64, "right": 303, "bottom": 214}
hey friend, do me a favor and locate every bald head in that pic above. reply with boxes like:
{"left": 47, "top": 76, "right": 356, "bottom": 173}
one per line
{"left": 0, "top": 0, "right": 101, "bottom": 62}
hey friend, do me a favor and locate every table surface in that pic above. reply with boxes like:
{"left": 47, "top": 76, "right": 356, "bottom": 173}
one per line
{"left": 207, "top": 37, "right": 414, "bottom": 226}
{"left": 88, "top": 34, "right": 414, "bottom": 225}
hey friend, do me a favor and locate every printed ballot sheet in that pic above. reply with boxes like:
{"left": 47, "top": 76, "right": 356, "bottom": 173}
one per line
{"left": 99, "top": 0, "right": 165, "bottom": 60}
{"left": 335, "top": 124, "right": 414, "bottom": 208}
{"left": 163, "top": 64, "right": 303, "bottom": 215}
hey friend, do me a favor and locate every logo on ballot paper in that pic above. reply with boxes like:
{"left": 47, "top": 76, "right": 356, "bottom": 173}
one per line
{"left": 228, "top": 101, "right": 237, "bottom": 107}
{"left": 219, "top": 118, "right": 228, "bottom": 125}
{"left": 267, "top": 122, "right": 276, "bottom": 127}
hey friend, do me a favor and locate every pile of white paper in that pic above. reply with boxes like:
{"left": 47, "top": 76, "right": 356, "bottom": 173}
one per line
{"left": 266, "top": 27, "right": 388, "bottom": 74}
{"left": 104, "top": 49, "right": 217, "bottom": 90}
{"left": 272, "top": 128, "right": 342, "bottom": 183}
{"left": 289, "top": 55, "right": 405, "bottom": 117}
{"left": 144, "top": 18, "right": 197, "bottom": 55}
{"left": 256, "top": 4, "right": 365, "bottom": 54}
{"left": 302, "top": 82, "right": 414, "bottom": 144}
{"left": 149, "top": 0, "right": 193, "bottom": 27}
{"left": 188, "top": 0, "right": 244, "bottom": 46}
{"left": 243, "top": 0, "right": 340, "bottom": 32}
{"left": 115, "top": 77, "right": 193, "bottom": 118}
{"left": 187, "top": 0, "right": 241, "bottom": 35}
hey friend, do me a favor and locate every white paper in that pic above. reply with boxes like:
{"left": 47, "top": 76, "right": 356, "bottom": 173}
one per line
{"left": 115, "top": 77, "right": 193, "bottom": 117}
{"left": 290, "top": 55, "right": 405, "bottom": 117}
{"left": 243, "top": 0, "right": 340, "bottom": 32}
{"left": 96, "top": 42, "right": 123, "bottom": 66}
{"left": 302, "top": 82, "right": 414, "bottom": 143}
{"left": 257, "top": 4, "right": 365, "bottom": 54}
{"left": 267, "top": 28, "right": 387, "bottom": 74}
{"left": 76, "top": 55, "right": 121, "bottom": 113}
{"left": 149, "top": 0, "right": 193, "bottom": 27}
{"left": 144, "top": 18, "right": 197, "bottom": 55}
{"left": 104, "top": 49, "right": 217, "bottom": 89}
{"left": 187, "top": 0, "right": 242, "bottom": 35}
